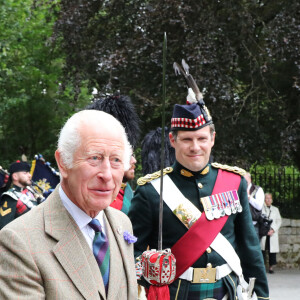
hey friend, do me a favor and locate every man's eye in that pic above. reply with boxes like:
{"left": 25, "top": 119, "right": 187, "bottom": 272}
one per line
{"left": 88, "top": 156, "right": 102, "bottom": 165}
{"left": 111, "top": 157, "right": 122, "bottom": 167}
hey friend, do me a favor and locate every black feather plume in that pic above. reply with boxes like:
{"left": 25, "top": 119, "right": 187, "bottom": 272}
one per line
{"left": 141, "top": 127, "right": 175, "bottom": 175}
{"left": 86, "top": 95, "right": 141, "bottom": 148}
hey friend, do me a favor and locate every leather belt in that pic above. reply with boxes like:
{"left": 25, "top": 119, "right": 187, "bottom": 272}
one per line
{"left": 179, "top": 263, "right": 232, "bottom": 284}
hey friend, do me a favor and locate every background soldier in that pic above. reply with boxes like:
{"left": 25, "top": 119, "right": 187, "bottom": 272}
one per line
{"left": 110, "top": 154, "right": 137, "bottom": 214}
{"left": 0, "top": 161, "right": 42, "bottom": 229}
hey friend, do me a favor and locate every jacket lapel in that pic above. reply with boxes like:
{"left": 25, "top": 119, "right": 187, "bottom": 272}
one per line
{"left": 44, "top": 187, "right": 105, "bottom": 300}
{"left": 104, "top": 209, "right": 122, "bottom": 299}
{"left": 105, "top": 207, "right": 132, "bottom": 299}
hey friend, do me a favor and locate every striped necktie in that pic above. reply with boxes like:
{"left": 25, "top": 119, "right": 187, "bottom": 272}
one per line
{"left": 89, "top": 219, "right": 110, "bottom": 294}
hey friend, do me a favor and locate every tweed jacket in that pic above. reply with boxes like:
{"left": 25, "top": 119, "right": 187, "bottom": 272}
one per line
{"left": 0, "top": 186, "right": 138, "bottom": 300}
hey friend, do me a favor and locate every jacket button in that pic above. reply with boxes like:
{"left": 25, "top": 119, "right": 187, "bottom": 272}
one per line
{"left": 206, "top": 247, "right": 212, "bottom": 253}
{"left": 198, "top": 183, "right": 203, "bottom": 189}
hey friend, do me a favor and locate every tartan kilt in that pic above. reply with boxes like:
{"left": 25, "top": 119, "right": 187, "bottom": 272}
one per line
{"left": 188, "top": 279, "right": 225, "bottom": 300}
{"left": 168, "top": 273, "right": 238, "bottom": 300}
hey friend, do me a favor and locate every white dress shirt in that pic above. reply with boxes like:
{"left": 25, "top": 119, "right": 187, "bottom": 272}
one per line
{"left": 247, "top": 183, "right": 265, "bottom": 210}
{"left": 59, "top": 185, "right": 106, "bottom": 250}
{"left": 247, "top": 183, "right": 265, "bottom": 225}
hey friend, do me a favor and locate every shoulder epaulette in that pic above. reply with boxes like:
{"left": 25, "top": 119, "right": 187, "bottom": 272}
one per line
{"left": 211, "top": 162, "right": 246, "bottom": 177}
{"left": 137, "top": 167, "right": 173, "bottom": 186}
{"left": 1, "top": 190, "right": 19, "bottom": 201}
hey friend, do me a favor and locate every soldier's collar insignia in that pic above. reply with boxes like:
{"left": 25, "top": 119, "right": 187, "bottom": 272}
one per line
{"left": 180, "top": 169, "right": 193, "bottom": 177}
{"left": 180, "top": 165, "right": 209, "bottom": 177}
{"left": 200, "top": 166, "right": 210, "bottom": 175}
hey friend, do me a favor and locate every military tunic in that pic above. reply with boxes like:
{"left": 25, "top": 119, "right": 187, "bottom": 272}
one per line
{"left": 110, "top": 183, "right": 134, "bottom": 215}
{"left": 0, "top": 185, "right": 38, "bottom": 230}
{"left": 128, "top": 161, "right": 269, "bottom": 300}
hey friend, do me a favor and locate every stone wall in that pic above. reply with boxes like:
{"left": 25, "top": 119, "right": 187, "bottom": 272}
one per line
{"left": 277, "top": 218, "right": 300, "bottom": 268}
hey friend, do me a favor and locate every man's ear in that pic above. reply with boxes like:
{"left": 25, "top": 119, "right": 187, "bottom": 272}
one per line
{"left": 55, "top": 150, "right": 68, "bottom": 178}
{"left": 11, "top": 172, "right": 18, "bottom": 182}
{"left": 169, "top": 132, "right": 175, "bottom": 148}
{"left": 211, "top": 131, "right": 216, "bottom": 147}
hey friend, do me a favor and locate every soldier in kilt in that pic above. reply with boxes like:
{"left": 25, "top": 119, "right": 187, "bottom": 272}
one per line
{"left": 129, "top": 61, "right": 269, "bottom": 300}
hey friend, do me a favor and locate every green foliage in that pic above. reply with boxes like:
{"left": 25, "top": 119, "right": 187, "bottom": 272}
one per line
{"left": 0, "top": 0, "right": 91, "bottom": 166}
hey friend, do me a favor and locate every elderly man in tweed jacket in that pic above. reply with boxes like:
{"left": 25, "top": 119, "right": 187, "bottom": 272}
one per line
{"left": 0, "top": 110, "right": 137, "bottom": 300}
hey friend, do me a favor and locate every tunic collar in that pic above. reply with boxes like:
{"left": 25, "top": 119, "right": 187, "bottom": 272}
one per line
{"left": 12, "top": 185, "right": 23, "bottom": 192}
{"left": 173, "top": 161, "right": 210, "bottom": 178}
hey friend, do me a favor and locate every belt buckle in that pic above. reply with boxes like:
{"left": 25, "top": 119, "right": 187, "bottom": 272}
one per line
{"left": 192, "top": 267, "right": 216, "bottom": 283}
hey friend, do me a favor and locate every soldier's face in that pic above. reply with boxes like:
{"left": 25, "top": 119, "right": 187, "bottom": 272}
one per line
{"left": 15, "top": 171, "right": 32, "bottom": 187}
{"left": 169, "top": 126, "right": 215, "bottom": 172}
{"left": 56, "top": 123, "right": 125, "bottom": 218}
{"left": 124, "top": 155, "right": 136, "bottom": 181}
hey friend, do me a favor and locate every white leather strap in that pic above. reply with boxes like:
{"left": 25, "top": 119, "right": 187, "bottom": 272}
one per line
{"left": 179, "top": 267, "right": 194, "bottom": 281}
{"left": 151, "top": 175, "right": 201, "bottom": 220}
{"left": 216, "top": 263, "right": 233, "bottom": 280}
{"left": 211, "top": 233, "right": 243, "bottom": 277}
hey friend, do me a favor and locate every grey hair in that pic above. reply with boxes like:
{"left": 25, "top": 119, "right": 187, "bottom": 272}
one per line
{"left": 57, "top": 110, "right": 131, "bottom": 170}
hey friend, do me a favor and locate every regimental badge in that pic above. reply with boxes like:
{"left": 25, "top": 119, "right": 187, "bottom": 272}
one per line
{"left": 203, "top": 105, "right": 212, "bottom": 121}
{"left": 173, "top": 203, "right": 200, "bottom": 228}
{"left": 201, "top": 190, "right": 242, "bottom": 221}
{"left": 36, "top": 178, "right": 51, "bottom": 192}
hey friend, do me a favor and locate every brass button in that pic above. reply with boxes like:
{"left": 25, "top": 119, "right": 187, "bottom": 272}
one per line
{"left": 206, "top": 247, "right": 212, "bottom": 253}
{"left": 198, "top": 182, "right": 203, "bottom": 189}
{"left": 206, "top": 263, "right": 212, "bottom": 268}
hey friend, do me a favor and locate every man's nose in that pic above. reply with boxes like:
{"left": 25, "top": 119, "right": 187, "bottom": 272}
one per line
{"left": 97, "top": 159, "right": 113, "bottom": 180}
{"left": 190, "top": 139, "right": 200, "bottom": 151}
